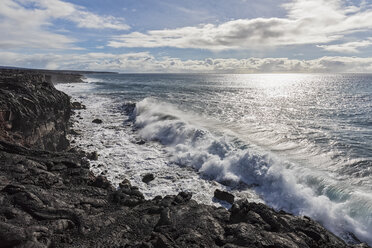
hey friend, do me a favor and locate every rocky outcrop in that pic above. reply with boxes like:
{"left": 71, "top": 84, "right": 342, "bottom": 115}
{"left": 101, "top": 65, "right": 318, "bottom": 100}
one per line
{"left": 0, "top": 70, "right": 369, "bottom": 248}
{"left": 92, "top": 119, "right": 103, "bottom": 124}
{"left": 0, "top": 70, "right": 72, "bottom": 151}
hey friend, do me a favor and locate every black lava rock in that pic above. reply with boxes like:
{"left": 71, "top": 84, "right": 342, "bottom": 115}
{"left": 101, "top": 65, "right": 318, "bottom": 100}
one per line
{"left": 142, "top": 173, "right": 155, "bottom": 184}
{"left": 87, "top": 151, "right": 98, "bottom": 160}
{"left": 71, "top": 101, "right": 86, "bottom": 110}
{"left": 214, "top": 189, "right": 235, "bottom": 204}
{"left": 0, "top": 69, "right": 71, "bottom": 151}
{"left": 92, "top": 119, "right": 103, "bottom": 124}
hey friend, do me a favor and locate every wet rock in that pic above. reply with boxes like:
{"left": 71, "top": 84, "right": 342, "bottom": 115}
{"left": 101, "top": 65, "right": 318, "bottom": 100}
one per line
{"left": 173, "top": 192, "right": 192, "bottom": 204}
{"left": 136, "top": 139, "right": 146, "bottom": 145}
{"left": 71, "top": 101, "right": 86, "bottom": 110}
{"left": 69, "top": 129, "right": 80, "bottom": 136}
{"left": 119, "top": 179, "right": 131, "bottom": 189}
{"left": 92, "top": 119, "right": 103, "bottom": 124}
{"left": 214, "top": 189, "right": 235, "bottom": 204}
{"left": 87, "top": 151, "right": 98, "bottom": 160}
{"left": 142, "top": 173, "right": 155, "bottom": 184}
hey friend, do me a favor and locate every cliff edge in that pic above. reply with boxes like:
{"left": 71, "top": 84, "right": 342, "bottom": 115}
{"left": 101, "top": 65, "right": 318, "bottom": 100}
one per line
{"left": 0, "top": 70, "right": 71, "bottom": 151}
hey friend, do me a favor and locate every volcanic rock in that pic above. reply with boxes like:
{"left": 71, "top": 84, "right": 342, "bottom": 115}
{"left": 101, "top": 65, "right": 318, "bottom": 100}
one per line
{"left": 214, "top": 189, "right": 235, "bottom": 204}
{"left": 69, "top": 129, "right": 80, "bottom": 136}
{"left": 142, "top": 173, "right": 155, "bottom": 184}
{"left": 87, "top": 151, "right": 98, "bottom": 160}
{"left": 71, "top": 101, "right": 86, "bottom": 110}
{"left": 92, "top": 118, "right": 103, "bottom": 124}
{"left": 0, "top": 70, "right": 70, "bottom": 151}
{"left": 136, "top": 139, "right": 146, "bottom": 145}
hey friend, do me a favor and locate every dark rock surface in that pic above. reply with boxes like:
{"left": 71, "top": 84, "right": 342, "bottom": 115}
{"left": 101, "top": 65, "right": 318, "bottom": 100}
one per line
{"left": 136, "top": 139, "right": 146, "bottom": 145}
{"left": 92, "top": 119, "right": 103, "bottom": 124}
{"left": 0, "top": 70, "right": 71, "bottom": 151}
{"left": 214, "top": 189, "right": 235, "bottom": 205}
{"left": 142, "top": 173, "right": 155, "bottom": 184}
{"left": 69, "top": 129, "right": 80, "bottom": 136}
{"left": 86, "top": 151, "right": 98, "bottom": 161}
{"left": 0, "top": 69, "right": 370, "bottom": 248}
{"left": 71, "top": 101, "right": 86, "bottom": 110}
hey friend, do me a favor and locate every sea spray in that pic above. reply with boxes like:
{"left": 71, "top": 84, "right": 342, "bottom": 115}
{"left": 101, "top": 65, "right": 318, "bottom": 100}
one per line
{"left": 133, "top": 97, "right": 372, "bottom": 244}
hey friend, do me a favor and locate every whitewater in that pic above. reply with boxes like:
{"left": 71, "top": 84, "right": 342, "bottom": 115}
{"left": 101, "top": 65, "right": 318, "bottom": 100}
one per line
{"left": 56, "top": 73, "right": 372, "bottom": 245}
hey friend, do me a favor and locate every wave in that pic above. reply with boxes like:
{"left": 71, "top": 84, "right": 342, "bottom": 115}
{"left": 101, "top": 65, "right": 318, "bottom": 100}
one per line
{"left": 130, "top": 97, "right": 372, "bottom": 245}
{"left": 82, "top": 76, "right": 103, "bottom": 83}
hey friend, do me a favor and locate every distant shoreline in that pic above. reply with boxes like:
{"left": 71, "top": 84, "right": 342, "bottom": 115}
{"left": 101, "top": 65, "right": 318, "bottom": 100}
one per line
{"left": 0, "top": 66, "right": 118, "bottom": 75}
{"left": 2, "top": 66, "right": 372, "bottom": 76}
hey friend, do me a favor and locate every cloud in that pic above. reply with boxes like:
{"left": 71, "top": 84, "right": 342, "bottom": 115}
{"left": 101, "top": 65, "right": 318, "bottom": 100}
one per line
{"left": 317, "top": 39, "right": 372, "bottom": 53}
{"left": 1, "top": 51, "right": 372, "bottom": 73}
{"left": 108, "top": 0, "right": 372, "bottom": 51}
{"left": 28, "top": 0, "right": 130, "bottom": 30}
{"left": 0, "top": 0, "right": 129, "bottom": 49}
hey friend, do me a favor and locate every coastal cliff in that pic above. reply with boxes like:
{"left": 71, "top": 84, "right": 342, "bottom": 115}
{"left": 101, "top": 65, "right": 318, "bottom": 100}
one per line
{"left": 0, "top": 70, "right": 369, "bottom": 248}
{"left": 0, "top": 70, "right": 71, "bottom": 151}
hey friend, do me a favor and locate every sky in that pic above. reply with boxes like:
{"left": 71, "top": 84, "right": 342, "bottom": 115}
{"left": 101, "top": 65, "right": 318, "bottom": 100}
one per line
{"left": 1, "top": 0, "right": 372, "bottom": 73}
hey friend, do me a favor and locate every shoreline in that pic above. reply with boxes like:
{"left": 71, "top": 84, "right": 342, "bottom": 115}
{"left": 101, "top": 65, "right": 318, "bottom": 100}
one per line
{"left": 0, "top": 69, "right": 369, "bottom": 247}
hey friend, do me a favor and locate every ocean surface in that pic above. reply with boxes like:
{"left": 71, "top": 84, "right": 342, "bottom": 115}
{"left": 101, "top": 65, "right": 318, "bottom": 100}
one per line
{"left": 56, "top": 73, "right": 372, "bottom": 244}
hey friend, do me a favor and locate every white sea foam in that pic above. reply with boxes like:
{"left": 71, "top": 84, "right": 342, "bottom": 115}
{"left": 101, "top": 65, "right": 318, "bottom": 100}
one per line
{"left": 132, "top": 97, "right": 372, "bottom": 244}
{"left": 55, "top": 83, "right": 260, "bottom": 207}
{"left": 82, "top": 76, "right": 103, "bottom": 83}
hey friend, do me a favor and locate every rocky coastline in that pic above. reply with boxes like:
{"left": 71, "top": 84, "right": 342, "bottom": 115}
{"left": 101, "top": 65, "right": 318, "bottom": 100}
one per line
{"left": 0, "top": 69, "right": 369, "bottom": 248}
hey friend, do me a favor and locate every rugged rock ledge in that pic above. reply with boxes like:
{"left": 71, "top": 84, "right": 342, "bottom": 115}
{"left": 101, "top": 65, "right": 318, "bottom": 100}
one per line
{"left": 0, "top": 70, "right": 71, "bottom": 151}
{"left": 0, "top": 70, "right": 370, "bottom": 248}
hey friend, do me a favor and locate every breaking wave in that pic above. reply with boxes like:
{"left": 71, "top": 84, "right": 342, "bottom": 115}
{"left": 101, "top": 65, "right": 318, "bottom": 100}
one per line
{"left": 131, "top": 97, "right": 372, "bottom": 244}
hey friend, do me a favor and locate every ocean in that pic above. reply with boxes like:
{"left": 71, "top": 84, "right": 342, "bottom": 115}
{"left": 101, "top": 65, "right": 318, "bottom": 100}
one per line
{"left": 56, "top": 73, "right": 372, "bottom": 244}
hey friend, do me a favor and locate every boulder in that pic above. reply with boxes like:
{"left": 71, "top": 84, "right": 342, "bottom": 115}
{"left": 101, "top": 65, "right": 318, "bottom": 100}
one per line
{"left": 92, "top": 119, "right": 103, "bottom": 124}
{"left": 136, "top": 140, "right": 146, "bottom": 145}
{"left": 214, "top": 189, "right": 235, "bottom": 204}
{"left": 142, "top": 173, "right": 155, "bottom": 184}
{"left": 71, "top": 101, "right": 86, "bottom": 110}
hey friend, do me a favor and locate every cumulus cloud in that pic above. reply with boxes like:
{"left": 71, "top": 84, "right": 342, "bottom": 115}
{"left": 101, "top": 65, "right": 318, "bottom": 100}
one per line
{"left": 0, "top": 0, "right": 129, "bottom": 49}
{"left": 108, "top": 0, "right": 372, "bottom": 51}
{"left": 317, "top": 39, "right": 372, "bottom": 53}
{"left": 1, "top": 51, "right": 372, "bottom": 73}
